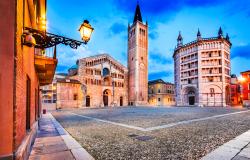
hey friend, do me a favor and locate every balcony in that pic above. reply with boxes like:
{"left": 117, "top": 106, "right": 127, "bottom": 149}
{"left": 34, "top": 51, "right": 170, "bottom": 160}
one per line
{"left": 35, "top": 48, "right": 57, "bottom": 86}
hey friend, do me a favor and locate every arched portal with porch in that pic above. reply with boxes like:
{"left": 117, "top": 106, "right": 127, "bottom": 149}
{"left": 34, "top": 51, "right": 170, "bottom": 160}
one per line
{"left": 182, "top": 86, "right": 197, "bottom": 106}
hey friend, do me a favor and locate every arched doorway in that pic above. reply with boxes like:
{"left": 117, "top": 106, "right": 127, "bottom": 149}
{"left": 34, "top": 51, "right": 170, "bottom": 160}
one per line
{"left": 183, "top": 86, "right": 197, "bottom": 106}
{"left": 120, "top": 96, "right": 123, "bottom": 106}
{"left": 86, "top": 95, "right": 90, "bottom": 107}
{"left": 188, "top": 91, "right": 195, "bottom": 105}
{"left": 103, "top": 90, "right": 110, "bottom": 106}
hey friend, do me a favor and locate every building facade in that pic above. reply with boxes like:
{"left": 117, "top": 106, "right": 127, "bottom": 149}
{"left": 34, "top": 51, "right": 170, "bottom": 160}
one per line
{"left": 0, "top": 0, "right": 57, "bottom": 159}
{"left": 173, "top": 28, "right": 232, "bottom": 107}
{"left": 76, "top": 54, "right": 129, "bottom": 107}
{"left": 148, "top": 79, "right": 175, "bottom": 106}
{"left": 56, "top": 78, "right": 83, "bottom": 108}
{"left": 240, "top": 70, "right": 250, "bottom": 106}
{"left": 128, "top": 4, "right": 148, "bottom": 105}
{"left": 230, "top": 74, "right": 241, "bottom": 106}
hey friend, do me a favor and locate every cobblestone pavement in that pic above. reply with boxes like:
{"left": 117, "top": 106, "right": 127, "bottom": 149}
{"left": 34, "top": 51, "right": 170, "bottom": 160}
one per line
{"left": 61, "top": 106, "right": 247, "bottom": 128}
{"left": 52, "top": 106, "right": 250, "bottom": 160}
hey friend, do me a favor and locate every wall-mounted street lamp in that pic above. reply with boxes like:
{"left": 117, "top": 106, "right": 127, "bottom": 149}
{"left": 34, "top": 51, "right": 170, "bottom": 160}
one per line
{"left": 22, "top": 19, "right": 94, "bottom": 49}
{"left": 79, "top": 20, "right": 94, "bottom": 44}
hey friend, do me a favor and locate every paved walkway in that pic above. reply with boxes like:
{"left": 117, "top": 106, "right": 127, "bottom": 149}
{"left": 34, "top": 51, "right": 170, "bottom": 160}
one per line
{"left": 202, "top": 130, "right": 250, "bottom": 160}
{"left": 28, "top": 113, "right": 94, "bottom": 160}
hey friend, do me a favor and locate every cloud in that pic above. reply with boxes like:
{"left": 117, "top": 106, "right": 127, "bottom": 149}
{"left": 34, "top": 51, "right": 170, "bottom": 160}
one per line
{"left": 112, "top": 0, "right": 227, "bottom": 18}
{"left": 148, "top": 51, "right": 174, "bottom": 82}
{"left": 231, "top": 57, "right": 250, "bottom": 76}
{"left": 149, "top": 51, "right": 172, "bottom": 64}
{"left": 149, "top": 31, "right": 159, "bottom": 40}
{"left": 55, "top": 45, "right": 94, "bottom": 73}
{"left": 109, "top": 22, "right": 127, "bottom": 35}
{"left": 231, "top": 44, "right": 250, "bottom": 59}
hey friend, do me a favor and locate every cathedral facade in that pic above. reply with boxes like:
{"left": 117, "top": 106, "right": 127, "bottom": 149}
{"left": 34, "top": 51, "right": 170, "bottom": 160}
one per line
{"left": 53, "top": 4, "right": 148, "bottom": 108}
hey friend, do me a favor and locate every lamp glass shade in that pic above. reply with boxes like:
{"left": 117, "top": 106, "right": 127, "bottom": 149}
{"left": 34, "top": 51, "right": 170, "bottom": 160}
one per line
{"left": 79, "top": 20, "right": 94, "bottom": 43}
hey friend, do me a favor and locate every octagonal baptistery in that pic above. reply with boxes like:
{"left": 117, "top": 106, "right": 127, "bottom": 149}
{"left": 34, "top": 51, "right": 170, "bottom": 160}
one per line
{"left": 173, "top": 28, "right": 232, "bottom": 107}
{"left": 75, "top": 54, "right": 128, "bottom": 107}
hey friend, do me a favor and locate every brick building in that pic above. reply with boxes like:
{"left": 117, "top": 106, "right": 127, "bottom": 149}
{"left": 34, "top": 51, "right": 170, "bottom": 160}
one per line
{"left": 0, "top": 0, "right": 57, "bottom": 159}
{"left": 56, "top": 78, "right": 83, "bottom": 108}
{"left": 128, "top": 4, "right": 148, "bottom": 105}
{"left": 240, "top": 70, "right": 250, "bottom": 106}
{"left": 230, "top": 74, "right": 241, "bottom": 106}
{"left": 148, "top": 79, "right": 175, "bottom": 106}
{"left": 173, "top": 28, "right": 232, "bottom": 107}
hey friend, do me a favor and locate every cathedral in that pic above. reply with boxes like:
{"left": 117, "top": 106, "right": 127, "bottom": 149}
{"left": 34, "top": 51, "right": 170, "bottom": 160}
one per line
{"left": 52, "top": 4, "right": 148, "bottom": 108}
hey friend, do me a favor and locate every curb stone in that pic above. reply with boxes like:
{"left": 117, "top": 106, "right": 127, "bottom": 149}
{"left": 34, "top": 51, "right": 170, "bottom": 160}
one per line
{"left": 49, "top": 113, "right": 95, "bottom": 160}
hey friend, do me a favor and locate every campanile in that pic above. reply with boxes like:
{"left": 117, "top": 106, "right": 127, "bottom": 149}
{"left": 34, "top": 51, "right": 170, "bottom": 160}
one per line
{"left": 128, "top": 3, "right": 148, "bottom": 105}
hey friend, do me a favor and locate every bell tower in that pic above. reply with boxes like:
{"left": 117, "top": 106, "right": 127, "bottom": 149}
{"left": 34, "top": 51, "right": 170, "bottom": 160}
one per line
{"left": 128, "top": 3, "right": 148, "bottom": 106}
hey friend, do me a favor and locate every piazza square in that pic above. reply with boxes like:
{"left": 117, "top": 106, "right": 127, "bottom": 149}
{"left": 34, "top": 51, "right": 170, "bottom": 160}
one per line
{"left": 1, "top": 1, "right": 250, "bottom": 160}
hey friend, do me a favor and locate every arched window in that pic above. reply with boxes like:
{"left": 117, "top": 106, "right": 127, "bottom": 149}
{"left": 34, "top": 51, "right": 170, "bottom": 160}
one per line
{"left": 210, "top": 88, "right": 215, "bottom": 97}
{"left": 102, "top": 68, "right": 110, "bottom": 76}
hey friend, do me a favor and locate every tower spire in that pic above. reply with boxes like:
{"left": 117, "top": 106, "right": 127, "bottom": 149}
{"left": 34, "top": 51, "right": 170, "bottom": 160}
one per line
{"left": 133, "top": 3, "right": 143, "bottom": 23}
{"left": 226, "top": 33, "right": 230, "bottom": 41}
{"left": 218, "top": 27, "right": 223, "bottom": 38}
{"left": 197, "top": 28, "right": 202, "bottom": 40}
{"left": 177, "top": 31, "right": 183, "bottom": 47}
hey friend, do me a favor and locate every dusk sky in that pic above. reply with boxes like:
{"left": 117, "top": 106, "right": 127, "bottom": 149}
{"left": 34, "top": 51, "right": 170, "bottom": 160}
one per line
{"left": 47, "top": 0, "right": 250, "bottom": 82}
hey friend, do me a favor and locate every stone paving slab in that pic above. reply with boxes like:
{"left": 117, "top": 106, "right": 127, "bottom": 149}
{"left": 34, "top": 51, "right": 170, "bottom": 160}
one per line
{"left": 237, "top": 144, "right": 250, "bottom": 159}
{"left": 29, "top": 150, "right": 75, "bottom": 160}
{"left": 28, "top": 113, "right": 94, "bottom": 160}
{"left": 202, "top": 130, "right": 250, "bottom": 160}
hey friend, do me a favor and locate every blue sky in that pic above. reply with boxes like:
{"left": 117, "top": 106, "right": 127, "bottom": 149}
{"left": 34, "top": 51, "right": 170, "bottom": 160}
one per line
{"left": 47, "top": 0, "right": 250, "bottom": 83}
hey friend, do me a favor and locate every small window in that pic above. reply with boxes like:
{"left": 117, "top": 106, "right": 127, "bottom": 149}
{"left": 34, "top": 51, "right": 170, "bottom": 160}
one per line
{"left": 209, "top": 77, "right": 213, "bottom": 82}
{"left": 158, "top": 89, "right": 160, "bottom": 93}
{"left": 209, "top": 69, "right": 212, "bottom": 74}
{"left": 210, "top": 88, "right": 215, "bottom": 97}
{"left": 74, "top": 94, "right": 78, "bottom": 100}
{"left": 141, "top": 57, "right": 143, "bottom": 60}
{"left": 132, "top": 57, "right": 134, "bottom": 61}
{"left": 248, "top": 83, "right": 250, "bottom": 90}
{"left": 158, "top": 98, "right": 161, "bottom": 102}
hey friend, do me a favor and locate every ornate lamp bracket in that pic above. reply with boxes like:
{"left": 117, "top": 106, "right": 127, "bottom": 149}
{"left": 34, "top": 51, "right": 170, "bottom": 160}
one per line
{"left": 22, "top": 27, "right": 84, "bottom": 49}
